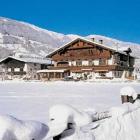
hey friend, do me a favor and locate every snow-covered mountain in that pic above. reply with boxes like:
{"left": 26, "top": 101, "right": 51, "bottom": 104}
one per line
{"left": 0, "top": 17, "right": 140, "bottom": 59}
{"left": 0, "top": 17, "right": 75, "bottom": 58}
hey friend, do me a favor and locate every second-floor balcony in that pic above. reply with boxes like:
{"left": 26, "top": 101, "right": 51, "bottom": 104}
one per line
{"left": 50, "top": 64, "right": 134, "bottom": 72}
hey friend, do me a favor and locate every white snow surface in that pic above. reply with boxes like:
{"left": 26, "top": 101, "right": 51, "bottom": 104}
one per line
{"left": 0, "top": 81, "right": 140, "bottom": 140}
{"left": 0, "top": 115, "right": 48, "bottom": 140}
{"left": 93, "top": 100, "right": 140, "bottom": 140}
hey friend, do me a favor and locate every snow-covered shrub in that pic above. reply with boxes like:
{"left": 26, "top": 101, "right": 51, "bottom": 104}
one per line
{"left": 47, "top": 104, "right": 93, "bottom": 139}
{"left": 120, "top": 86, "right": 138, "bottom": 100}
{"left": 0, "top": 115, "right": 48, "bottom": 140}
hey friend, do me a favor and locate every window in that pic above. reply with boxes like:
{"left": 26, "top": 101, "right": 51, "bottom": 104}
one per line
{"left": 11, "top": 68, "right": 14, "bottom": 72}
{"left": 34, "top": 64, "right": 37, "bottom": 66}
{"left": 89, "top": 60, "right": 93, "bottom": 66}
{"left": 20, "top": 68, "right": 23, "bottom": 72}
{"left": 76, "top": 60, "right": 82, "bottom": 66}
{"left": 114, "top": 71, "right": 122, "bottom": 78}
{"left": 99, "top": 59, "right": 106, "bottom": 65}
{"left": 99, "top": 72, "right": 106, "bottom": 77}
{"left": 14, "top": 68, "right": 20, "bottom": 72}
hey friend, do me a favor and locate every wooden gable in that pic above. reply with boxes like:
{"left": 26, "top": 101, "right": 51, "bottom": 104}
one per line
{"left": 68, "top": 40, "right": 94, "bottom": 50}
{"left": 50, "top": 39, "right": 113, "bottom": 61}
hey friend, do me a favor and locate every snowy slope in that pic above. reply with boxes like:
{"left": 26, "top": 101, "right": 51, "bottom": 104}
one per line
{"left": 0, "top": 17, "right": 140, "bottom": 58}
{"left": 0, "top": 17, "right": 74, "bottom": 58}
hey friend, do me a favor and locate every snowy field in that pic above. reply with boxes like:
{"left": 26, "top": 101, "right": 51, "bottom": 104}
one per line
{"left": 0, "top": 81, "right": 140, "bottom": 140}
{"left": 0, "top": 80, "right": 139, "bottom": 124}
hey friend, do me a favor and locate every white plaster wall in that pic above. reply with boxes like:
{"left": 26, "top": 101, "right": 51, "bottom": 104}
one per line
{"left": 23, "top": 64, "right": 28, "bottom": 72}
{"left": 82, "top": 61, "right": 89, "bottom": 66}
{"left": 8, "top": 68, "right": 11, "bottom": 72}
{"left": 94, "top": 60, "right": 99, "bottom": 65}
{"left": 54, "top": 61, "right": 57, "bottom": 67}
{"left": 71, "top": 61, "right": 76, "bottom": 66}
{"left": 108, "top": 56, "right": 113, "bottom": 65}
{"left": 69, "top": 61, "right": 72, "bottom": 66}
{"left": 25, "top": 63, "right": 41, "bottom": 73}
{"left": 106, "top": 71, "right": 113, "bottom": 77}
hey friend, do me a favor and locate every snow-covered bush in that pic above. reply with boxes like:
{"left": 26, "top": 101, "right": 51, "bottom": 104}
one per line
{"left": 0, "top": 115, "right": 48, "bottom": 140}
{"left": 120, "top": 86, "right": 138, "bottom": 100}
{"left": 46, "top": 104, "right": 93, "bottom": 139}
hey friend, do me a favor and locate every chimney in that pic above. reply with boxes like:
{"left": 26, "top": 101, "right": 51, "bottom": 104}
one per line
{"left": 91, "top": 38, "right": 95, "bottom": 42}
{"left": 99, "top": 39, "right": 103, "bottom": 44}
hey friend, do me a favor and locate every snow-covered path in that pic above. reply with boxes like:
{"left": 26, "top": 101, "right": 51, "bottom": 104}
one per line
{"left": 0, "top": 81, "right": 139, "bottom": 125}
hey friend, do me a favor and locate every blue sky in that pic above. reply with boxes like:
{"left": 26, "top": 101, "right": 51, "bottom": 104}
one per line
{"left": 0, "top": 0, "right": 140, "bottom": 43}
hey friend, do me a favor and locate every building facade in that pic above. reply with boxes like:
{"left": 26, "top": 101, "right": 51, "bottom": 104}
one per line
{"left": 0, "top": 56, "right": 51, "bottom": 80}
{"left": 39, "top": 38, "right": 135, "bottom": 81}
{"left": 134, "top": 58, "right": 140, "bottom": 80}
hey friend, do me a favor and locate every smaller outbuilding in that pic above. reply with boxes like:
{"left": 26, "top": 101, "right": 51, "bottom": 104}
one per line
{"left": 0, "top": 56, "right": 52, "bottom": 80}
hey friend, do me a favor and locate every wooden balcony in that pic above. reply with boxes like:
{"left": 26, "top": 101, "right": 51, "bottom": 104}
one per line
{"left": 49, "top": 65, "right": 134, "bottom": 72}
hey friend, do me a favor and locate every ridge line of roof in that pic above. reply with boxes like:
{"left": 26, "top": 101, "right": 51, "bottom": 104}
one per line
{"left": 0, "top": 56, "right": 51, "bottom": 64}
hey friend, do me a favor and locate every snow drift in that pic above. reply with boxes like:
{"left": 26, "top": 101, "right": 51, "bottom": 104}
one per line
{"left": 46, "top": 86, "right": 140, "bottom": 140}
{"left": 93, "top": 100, "right": 140, "bottom": 140}
{"left": 47, "top": 104, "right": 93, "bottom": 139}
{"left": 51, "top": 101, "right": 140, "bottom": 140}
{"left": 0, "top": 115, "right": 48, "bottom": 140}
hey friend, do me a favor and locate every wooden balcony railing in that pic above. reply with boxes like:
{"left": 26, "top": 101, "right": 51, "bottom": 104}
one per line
{"left": 49, "top": 65, "right": 134, "bottom": 72}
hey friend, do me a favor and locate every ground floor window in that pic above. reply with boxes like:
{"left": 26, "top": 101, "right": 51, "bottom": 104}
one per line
{"left": 113, "top": 71, "right": 123, "bottom": 78}
{"left": 99, "top": 72, "right": 106, "bottom": 77}
{"left": 89, "top": 60, "right": 94, "bottom": 66}
{"left": 56, "top": 73, "right": 61, "bottom": 78}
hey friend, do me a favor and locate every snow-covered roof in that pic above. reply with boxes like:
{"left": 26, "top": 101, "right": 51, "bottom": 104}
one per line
{"left": 37, "top": 69, "right": 68, "bottom": 73}
{"left": 0, "top": 56, "right": 51, "bottom": 65}
{"left": 47, "top": 37, "right": 135, "bottom": 58}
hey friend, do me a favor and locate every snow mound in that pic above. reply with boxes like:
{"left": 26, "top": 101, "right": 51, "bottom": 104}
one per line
{"left": 93, "top": 100, "right": 140, "bottom": 140}
{"left": 50, "top": 101, "right": 140, "bottom": 140}
{"left": 120, "top": 86, "right": 138, "bottom": 100}
{"left": 47, "top": 104, "right": 93, "bottom": 138}
{"left": 0, "top": 115, "right": 48, "bottom": 140}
